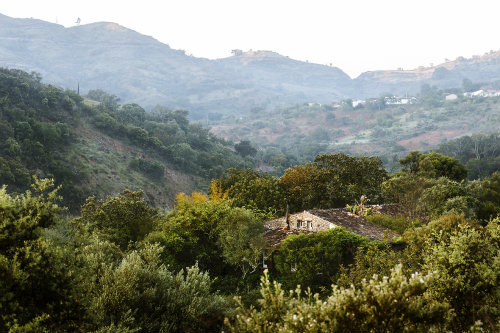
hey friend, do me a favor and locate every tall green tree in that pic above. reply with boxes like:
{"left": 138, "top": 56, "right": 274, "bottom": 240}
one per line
{"left": 235, "top": 140, "right": 257, "bottom": 157}
{"left": 399, "top": 151, "right": 467, "bottom": 182}
{"left": 73, "top": 190, "right": 158, "bottom": 250}
{"left": 217, "top": 207, "right": 265, "bottom": 279}
{"left": 281, "top": 153, "right": 387, "bottom": 211}
{"left": 217, "top": 168, "right": 287, "bottom": 217}
{"left": 148, "top": 193, "right": 265, "bottom": 290}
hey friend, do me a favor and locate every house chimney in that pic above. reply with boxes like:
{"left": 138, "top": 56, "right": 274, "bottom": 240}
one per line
{"left": 285, "top": 202, "right": 290, "bottom": 229}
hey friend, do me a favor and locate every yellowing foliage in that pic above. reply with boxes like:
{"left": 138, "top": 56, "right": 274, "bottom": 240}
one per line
{"left": 209, "top": 180, "right": 229, "bottom": 202}
{"left": 175, "top": 191, "right": 209, "bottom": 209}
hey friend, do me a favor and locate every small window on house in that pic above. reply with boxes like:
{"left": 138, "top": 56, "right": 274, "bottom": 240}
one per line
{"left": 307, "top": 221, "right": 312, "bottom": 230}
{"left": 296, "top": 220, "right": 302, "bottom": 228}
{"left": 291, "top": 262, "right": 297, "bottom": 272}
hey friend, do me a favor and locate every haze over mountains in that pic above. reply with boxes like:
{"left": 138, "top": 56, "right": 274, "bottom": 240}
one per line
{"left": 0, "top": 13, "right": 498, "bottom": 118}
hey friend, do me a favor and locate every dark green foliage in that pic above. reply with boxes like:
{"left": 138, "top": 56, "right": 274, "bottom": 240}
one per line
{"left": 74, "top": 190, "right": 158, "bottom": 250}
{"left": 399, "top": 151, "right": 467, "bottom": 181}
{"left": 273, "top": 228, "right": 369, "bottom": 292}
{"left": 417, "top": 177, "right": 475, "bottom": 218}
{"left": 0, "top": 179, "right": 79, "bottom": 332}
{"left": 235, "top": 140, "right": 257, "bottom": 157}
{"left": 88, "top": 94, "right": 256, "bottom": 178}
{"left": 129, "top": 158, "right": 164, "bottom": 180}
{"left": 281, "top": 153, "right": 388, "bottom": 211}
{"left": 1, "top": 180, "right": 231, "bottom": 332}
{"left": 217, "top": 168, "right": 288, "bottom": 217}
{"left": 336, "top": 243, "right": 405, "bottom": 289}
{"left": 94, "top": 111, "right": 121, "bottom": 132}
{"left": 1, "top": 166, "right": 500, "bottom": 331}
{"left": 149, "top": 193, "right": 266, "bottom": 291}
{"left": 79, "top": 243, "right": 228, "bottom": 333}
{"left": 0, "top": 68, "right": 89, "bottom": 210}
{"left": 436, "top": 133, "right": 500, "bottom": 179}
{"left": 116, "top": 103, "right": 146, "bottom": 126}
{"left": 386, "top": 151, "right": 499, "bottom": 222}
{"left": 0, "top": 67, "right": 257, "bottom": 211}
{"left": 467, "top": 172, "right": 500, "bottom": 223}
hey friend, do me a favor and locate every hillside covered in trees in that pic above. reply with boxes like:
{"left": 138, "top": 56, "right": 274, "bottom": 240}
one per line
{"left": 0, "top": 68, "right": 256, "bottom": 211}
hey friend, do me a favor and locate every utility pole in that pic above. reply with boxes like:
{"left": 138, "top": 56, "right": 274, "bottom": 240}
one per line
{"left": 285, "top": 202, "right": 290, "bottom": 229}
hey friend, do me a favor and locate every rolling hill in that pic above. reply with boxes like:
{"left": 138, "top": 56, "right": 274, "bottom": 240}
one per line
{"left": 0, "top": 13, "right": 498, "bottom": 119}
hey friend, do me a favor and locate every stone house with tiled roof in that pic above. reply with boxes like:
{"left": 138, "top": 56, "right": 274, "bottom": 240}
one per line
{"left": 264, "top": 205, "right": 401, "bottom": 247}
{"left": 262, "top": 205, "right": 403, "bottom": 269}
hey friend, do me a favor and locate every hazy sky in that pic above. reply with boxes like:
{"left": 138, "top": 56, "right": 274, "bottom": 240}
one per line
{"left": 3, "top": 0, "right": 499, "bottom": 78}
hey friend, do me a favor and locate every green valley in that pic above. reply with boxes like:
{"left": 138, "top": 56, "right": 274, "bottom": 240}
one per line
{"left": 1, "top": 11, "right": 500, "bottom": 333}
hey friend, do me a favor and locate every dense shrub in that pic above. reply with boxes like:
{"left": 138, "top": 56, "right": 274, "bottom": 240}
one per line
{"left": 273, "top": 228, "right": 368, "bottom": 292}
{"left": 366, "top": 213, "right": 419, "bottom": 234}
{"left": 73, "top": 190, "right": 158, "bottom": 250}
{"left": 80, "top": 243, "right": 228, "bottom": 333}
{"left": 129, "top": 158, "right": 164, "bottom": 180}
{"left": 226, "top": 267, "right": 451, "bottom": 333}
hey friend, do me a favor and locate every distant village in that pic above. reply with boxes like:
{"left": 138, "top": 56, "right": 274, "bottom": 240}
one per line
{"left": 329, "top": 88, "right": 500, "bottom": 109}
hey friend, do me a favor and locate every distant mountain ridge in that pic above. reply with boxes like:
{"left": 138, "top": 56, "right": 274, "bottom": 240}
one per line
{"left": 354, "top": 51, "right": 500, "bottom": 98}
{"left": 0, "top": 13, "right": 498, "bottom": 118}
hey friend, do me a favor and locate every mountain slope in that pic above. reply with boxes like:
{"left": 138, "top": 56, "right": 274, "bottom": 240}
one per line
{"left": 0, "top": 14, "right": 351, "bottom": 117}
{"left": 354, "top": 51, "right": 500, "bottom": 98}
{"left": 0, "top": 13, "right": 498, "bottom": 117}
{"left": 0, "top": 67, "right": 254, "bottom": 212}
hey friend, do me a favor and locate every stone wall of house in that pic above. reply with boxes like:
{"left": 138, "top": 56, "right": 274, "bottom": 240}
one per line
{"left": 264, "top": 211, "right": 335, "bottom": 232}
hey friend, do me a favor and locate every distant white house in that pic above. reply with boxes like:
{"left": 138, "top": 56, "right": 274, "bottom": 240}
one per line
{"left": 472, "top": 90, "right": 486, "bottom": 97}
{"left": 445, "top": 94, "right": 458, "bottom": 101}
{"left": 352, "top": 100, "right": 365, "bottom": 108}
{"left": 464, "top": 90, "right": 500, "bottom": 98}
{"left": 385, "top": 96, "right": 417, "bottom": 105}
